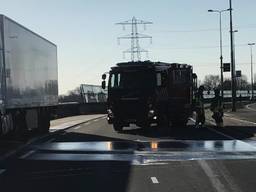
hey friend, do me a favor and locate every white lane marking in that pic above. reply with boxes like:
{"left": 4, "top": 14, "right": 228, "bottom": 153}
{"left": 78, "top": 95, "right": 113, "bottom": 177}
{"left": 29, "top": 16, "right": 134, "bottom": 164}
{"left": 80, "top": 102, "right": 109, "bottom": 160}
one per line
{"left": 189, "top": 117, "right": 196, "bottom": 123}
{"left": 207, "top": 126, "right": 237, "bottom": 140}
{"left": 20, "top": 150, "right": 35, "bottom": 159}
{"left": 84, "top": 122, "right": 90, "bottom": 125}
{"left": 45, "top": 138, "right": 55, "bottom": 143}
{"left": 246, "top": 103, "right": 256, "bottom": 112}
{"left": 73, "top": 125, "right": 81, "bottom": 130}
{"left": 198, "top": 160, "right": 227, "bottom": 192}
{"left": 150, "top": 177, "right": 159, "bottom": 184}
{"left": 0, "top": 169, "right": 6, "bottom": 175}
{"left": 190, "top": 118, "right": 236, "bottom": 140}
{"left": 93, "top": 119, "right": 99, "bottom": 122}
{"left": 224, "top": 115, "right": 256, "bottom": 125}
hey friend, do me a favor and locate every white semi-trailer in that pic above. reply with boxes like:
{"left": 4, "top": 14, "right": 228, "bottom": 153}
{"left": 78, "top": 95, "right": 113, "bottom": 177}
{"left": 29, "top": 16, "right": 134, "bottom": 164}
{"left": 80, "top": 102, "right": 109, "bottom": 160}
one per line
{"left": 0, "top": 15, "right": 58, "bottom": 137}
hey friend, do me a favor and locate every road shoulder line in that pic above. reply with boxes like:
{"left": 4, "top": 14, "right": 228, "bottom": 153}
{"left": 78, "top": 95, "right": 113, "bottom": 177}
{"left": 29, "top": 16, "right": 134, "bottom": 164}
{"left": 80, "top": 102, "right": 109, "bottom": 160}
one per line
{"left": 246, "top": 103, "right": 256, "bottom": 112}
{"left": 198, "top": 160, "right": 228, "bottom": 192}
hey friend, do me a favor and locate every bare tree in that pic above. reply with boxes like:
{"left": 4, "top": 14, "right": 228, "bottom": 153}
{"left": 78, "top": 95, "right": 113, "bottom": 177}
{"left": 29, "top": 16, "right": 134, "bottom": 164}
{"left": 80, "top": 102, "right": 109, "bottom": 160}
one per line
{"left": 202, "top": 75, "right": 220, "bottom": 90}
{"left": 239, "top": 75, "right": 250, "bottom": 90}
{"left": 223, "top": 78, "right": 231, "bottom": 90}
{"left": 59, "top": 87, "right": 82, "bottom": 103}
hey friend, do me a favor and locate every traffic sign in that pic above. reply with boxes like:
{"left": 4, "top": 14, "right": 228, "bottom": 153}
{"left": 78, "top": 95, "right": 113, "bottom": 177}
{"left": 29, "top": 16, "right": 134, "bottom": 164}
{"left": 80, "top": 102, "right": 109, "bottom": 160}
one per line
{"left": 236, "top": 70, "right": 241, "bottom": 77}
{"left": 223, "top": 63, "right": 230, "bottom": 72}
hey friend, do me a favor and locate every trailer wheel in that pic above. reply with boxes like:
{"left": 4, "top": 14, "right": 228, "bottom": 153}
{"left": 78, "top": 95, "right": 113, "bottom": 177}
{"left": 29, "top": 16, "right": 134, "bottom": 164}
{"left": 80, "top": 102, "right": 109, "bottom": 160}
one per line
{"left": 113, "top": 122, "right": 123, "bottom": 132}
{"left": 12, "top": 111, "right": 28, "bottom": 139}
{"left": 38, "top": 109, "right": 50, "bottom": 134}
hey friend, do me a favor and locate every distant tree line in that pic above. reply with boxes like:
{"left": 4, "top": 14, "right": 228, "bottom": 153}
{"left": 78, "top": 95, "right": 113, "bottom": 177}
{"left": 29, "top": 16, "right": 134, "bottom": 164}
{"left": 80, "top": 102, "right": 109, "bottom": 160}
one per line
{"left": 59, "top": 87, "right": 82, "bottom": 103}
{"left": 202, "top": 74, "right": 256, "bottom": 90}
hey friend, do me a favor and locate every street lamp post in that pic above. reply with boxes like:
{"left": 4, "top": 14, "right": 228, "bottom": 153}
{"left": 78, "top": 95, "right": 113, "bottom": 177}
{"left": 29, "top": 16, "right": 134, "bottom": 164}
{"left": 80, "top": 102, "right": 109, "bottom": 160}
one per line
{"left": 232, "top": 30, "right": 238, "bottom": 97}
{"left": 208, "top": 9, "right": 229, "bottom": 98}
{"left": 248, "top": 43, "right": 255, "bottom": 100}
{"left": 232, "top": 29, "right": 238, "bottom": 72}
{"left": 229, "top": 0, "right": 236, "bottom": 112}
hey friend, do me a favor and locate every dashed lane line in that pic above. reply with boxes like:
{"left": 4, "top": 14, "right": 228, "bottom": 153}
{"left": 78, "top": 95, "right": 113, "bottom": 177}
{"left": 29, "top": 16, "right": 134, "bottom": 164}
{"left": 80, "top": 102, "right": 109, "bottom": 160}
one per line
{"left": 0, "top": 169, "right": 6, "bottom": 175}
{"left": 19, "top": 150, "right": 35, "bottom": 159}
{"left": 150, "top": 177, "right": 159, "bottom": 184}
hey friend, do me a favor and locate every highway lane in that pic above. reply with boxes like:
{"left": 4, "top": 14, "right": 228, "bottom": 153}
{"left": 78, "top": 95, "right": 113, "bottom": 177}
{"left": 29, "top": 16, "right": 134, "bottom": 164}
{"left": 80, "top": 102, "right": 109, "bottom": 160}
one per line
{"left": 2, "top": 116, "right": 256, "bottom": 191}
{"left": 225, "top": 103, "right": 256, "bottom": 124}
{"left": 49, "top": 117, "right": 233, "bottom": 142}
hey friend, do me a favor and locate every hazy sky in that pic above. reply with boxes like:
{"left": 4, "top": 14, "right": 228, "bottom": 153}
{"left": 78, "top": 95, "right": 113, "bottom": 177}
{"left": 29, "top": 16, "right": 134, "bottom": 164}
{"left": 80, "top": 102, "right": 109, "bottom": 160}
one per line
{"left": 1, "top": 0, "right": 256, "bottom": 94}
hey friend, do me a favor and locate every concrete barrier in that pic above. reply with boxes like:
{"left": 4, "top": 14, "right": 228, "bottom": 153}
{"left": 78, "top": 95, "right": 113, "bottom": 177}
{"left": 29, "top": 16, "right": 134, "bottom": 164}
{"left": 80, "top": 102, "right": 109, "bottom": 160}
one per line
{"left": 53, "top": 102, "right": 107, "bottom": 119}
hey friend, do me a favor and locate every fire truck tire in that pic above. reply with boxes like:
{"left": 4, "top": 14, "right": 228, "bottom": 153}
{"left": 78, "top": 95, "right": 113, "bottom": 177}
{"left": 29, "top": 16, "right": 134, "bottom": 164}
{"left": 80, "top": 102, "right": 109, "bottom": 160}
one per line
{"left": 158, "top": 114, "right": 169, "bottom": 129}
{"left": 172, "top": 118, "right": 188, "bottom": 127}
{"left": 141, "top": 122, "right": 150, "bottom": 129}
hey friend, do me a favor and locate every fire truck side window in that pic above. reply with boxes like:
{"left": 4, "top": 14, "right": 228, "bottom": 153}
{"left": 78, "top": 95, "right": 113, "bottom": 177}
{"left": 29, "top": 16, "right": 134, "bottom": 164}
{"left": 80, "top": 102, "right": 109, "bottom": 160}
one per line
{"left": 156, "top": 72, "right": 167, "bottom": 87}
{"left": 173, "top": 70, "right": 187, "bottom": 84}
{"left": 110, "top": 73, "right": 120, "bottom": 88}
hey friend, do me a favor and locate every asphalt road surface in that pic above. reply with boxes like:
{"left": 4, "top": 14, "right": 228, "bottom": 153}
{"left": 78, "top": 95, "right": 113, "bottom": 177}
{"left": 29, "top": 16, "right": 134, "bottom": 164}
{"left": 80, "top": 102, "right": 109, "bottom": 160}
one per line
{"left": 1, "top": 112, "right": 256, "bottom": 192}
{"left": 225, "top": 103, "right": 256, "bottom": 123}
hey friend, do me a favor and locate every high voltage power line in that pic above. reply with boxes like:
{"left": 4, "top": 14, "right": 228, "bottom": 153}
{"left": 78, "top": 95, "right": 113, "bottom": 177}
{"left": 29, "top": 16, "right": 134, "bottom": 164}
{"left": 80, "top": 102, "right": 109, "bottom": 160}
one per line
{"left": 116, "top": 17, "right": 152, "bottom": 61}
{"left": 154, "top": 26, "right": 256, "bottom": 33}
{"left": 148, "top": 44, "right": 248, "bottom": 50}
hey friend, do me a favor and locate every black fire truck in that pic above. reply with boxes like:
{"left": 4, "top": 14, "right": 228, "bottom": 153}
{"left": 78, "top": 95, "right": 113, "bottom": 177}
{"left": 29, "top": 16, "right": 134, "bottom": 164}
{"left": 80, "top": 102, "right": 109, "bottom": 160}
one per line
{"left": 102, "top": 61, "right": 197, "bottom": 131}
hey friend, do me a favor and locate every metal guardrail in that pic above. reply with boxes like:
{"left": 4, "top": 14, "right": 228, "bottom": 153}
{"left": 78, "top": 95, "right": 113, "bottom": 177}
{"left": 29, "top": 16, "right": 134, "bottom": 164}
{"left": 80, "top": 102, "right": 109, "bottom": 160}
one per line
{"left": 203, "top": 90, "right": 255, "bottom": 99}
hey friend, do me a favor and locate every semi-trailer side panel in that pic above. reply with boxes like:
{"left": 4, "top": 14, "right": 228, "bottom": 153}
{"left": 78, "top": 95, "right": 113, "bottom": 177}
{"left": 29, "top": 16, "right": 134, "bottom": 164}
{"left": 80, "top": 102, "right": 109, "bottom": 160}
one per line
{"left": 0, "top": 15, "right": 58, "bottom": 109}
{"left": 0, "top": 15, "right": 58, "bottom": 136}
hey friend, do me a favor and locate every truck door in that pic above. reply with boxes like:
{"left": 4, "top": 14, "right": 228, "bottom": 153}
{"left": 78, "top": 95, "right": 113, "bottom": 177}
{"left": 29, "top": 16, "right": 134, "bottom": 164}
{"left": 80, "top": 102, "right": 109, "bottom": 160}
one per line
{"left": 170, "top": 68, "right": 191, "bottom": 104}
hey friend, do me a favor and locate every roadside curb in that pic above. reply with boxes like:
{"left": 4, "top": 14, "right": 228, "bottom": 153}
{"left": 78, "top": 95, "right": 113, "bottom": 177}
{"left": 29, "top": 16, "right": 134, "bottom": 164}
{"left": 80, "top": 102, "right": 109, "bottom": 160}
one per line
{"left": 50, "top": 114, "right": 107, "bottom": 133}
{"left": 27, "top": 114, "right": 107, "bottom": 144}
{"left": 0, "top": 114, "right": 107, "bottom": 161}
{"left": 245, "top": 103, "right": 256, "bottom": 112}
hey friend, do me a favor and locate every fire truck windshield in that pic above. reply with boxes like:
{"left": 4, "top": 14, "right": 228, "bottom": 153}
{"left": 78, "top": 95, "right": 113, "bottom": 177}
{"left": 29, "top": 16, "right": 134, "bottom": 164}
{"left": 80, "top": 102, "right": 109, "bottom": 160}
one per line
{"left": 109, "top": 71, "right": 155, "bottom": 89}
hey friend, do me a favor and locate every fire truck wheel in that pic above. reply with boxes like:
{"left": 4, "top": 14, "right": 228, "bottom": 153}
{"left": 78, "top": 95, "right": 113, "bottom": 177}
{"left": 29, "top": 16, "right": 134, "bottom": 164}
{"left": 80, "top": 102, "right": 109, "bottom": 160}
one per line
{"left": 141, "top": 122, "right": 150, "bottom": 129}
{"left": 172, "top": 118, "right": 187, "bottom": 127}
{"left": 158, "top": 114, "right": 170, "bottom": 129}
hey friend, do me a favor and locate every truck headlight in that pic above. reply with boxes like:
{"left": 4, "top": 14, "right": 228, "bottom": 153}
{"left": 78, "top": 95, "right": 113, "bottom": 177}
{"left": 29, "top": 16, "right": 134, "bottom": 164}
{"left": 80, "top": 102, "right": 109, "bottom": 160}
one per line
{"left": 148, "top": 110, "right": 155, "bottom": 118}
